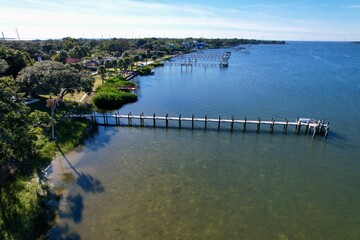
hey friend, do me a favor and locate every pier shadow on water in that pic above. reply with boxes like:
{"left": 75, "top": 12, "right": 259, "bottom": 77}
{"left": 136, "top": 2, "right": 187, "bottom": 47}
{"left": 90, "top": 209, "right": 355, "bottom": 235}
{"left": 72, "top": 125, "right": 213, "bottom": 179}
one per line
{"left": 56, "top": 143, "right": 105, "bottom": 194}
{"left": 83, "top": 126, "right": 118, "bottom": 152}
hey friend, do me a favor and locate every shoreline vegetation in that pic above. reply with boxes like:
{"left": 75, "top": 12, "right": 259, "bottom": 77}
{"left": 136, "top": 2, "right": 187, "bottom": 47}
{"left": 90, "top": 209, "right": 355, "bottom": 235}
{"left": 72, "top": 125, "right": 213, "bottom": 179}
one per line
{"left": 0, "top": 37, "right": 286, "bottom": 239}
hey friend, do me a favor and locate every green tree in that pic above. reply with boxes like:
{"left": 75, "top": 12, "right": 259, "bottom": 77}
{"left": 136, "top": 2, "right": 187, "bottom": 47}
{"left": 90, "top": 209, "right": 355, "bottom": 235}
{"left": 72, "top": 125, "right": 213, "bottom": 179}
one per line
{"left": 16, "top": 61, "right": 94, "bottom": 99}
{"left": 104, "top": 60, "right": 112, "bottom": 69}
{"left": 0, "top": 76, "right": 53, "bottom": 240}
{"left": 0, "top": 59, "right": 9, "bottom": 76}
{"left": 52, "top": 50, "right": 68, "bottom": 63}
{"left": 101, "top": 38, "right": 129, "bottom": 53}
{"left": 122, "top": 57, "right": 131, "bottom": 73}
{"left": 0, "top": 77, "right": 37, "bottom": 178}
{"left": 68, "top": 46, "right": 89, "bottom": 59}
{"left": 117, "top": 59, "right": 124, "bottom": 76}
{"left": 73, "top": 62, "right": 82, "bottom": 71}
{"left": 0, "top": 46, "right": 32, "bottom": 77}
{"left": 122, "top": 51, "right": 130, "bottom": 58}
{"left": 97, "top": 65, "right": 106, "bottom": 84}
{"left": 61, "top": 37, "right": 79, "bottom": 51}
{"left": 40, "top": 41, "right": 56, "bottom": 53}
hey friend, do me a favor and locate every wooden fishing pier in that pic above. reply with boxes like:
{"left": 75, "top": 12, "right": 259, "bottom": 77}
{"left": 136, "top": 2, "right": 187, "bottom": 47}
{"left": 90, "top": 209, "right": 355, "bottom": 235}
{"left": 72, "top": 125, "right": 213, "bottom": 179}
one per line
{"left": 79, "top": 112, "right": 330, "bottom": 139}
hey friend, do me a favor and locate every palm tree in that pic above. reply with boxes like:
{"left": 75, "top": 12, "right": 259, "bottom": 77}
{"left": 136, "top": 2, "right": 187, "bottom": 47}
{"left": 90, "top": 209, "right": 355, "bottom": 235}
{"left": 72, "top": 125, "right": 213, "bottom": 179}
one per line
{"left": 122, "top": 57, "right": 131, "bottom": 75}
{"left": 117, "top": 59, "right": 124, "bottom": 77}
{"left": 97, "top": 65, "right": 106, "bottom": 84}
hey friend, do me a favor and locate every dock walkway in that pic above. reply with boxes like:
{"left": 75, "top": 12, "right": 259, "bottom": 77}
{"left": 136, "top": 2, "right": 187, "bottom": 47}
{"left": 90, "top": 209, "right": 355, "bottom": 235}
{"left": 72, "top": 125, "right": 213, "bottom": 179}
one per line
{"left": 73, "top": 112, "right": 330, "bottom": 139}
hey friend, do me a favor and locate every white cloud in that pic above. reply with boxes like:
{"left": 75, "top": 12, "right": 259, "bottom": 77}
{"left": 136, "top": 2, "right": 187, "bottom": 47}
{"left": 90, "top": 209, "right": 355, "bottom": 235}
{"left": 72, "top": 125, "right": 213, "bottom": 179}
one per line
{"left": 346, "top": 4, "right": 360, "bottom": 8}
{"left": 0, "top": 0, "right": 359, "bottom": 41}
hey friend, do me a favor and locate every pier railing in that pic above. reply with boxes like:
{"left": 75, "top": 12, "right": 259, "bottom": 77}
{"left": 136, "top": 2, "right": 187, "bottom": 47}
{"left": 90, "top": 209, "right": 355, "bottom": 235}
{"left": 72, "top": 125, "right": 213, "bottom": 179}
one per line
{"left": 71, "top": 112, "right": 330, "bottom": 139}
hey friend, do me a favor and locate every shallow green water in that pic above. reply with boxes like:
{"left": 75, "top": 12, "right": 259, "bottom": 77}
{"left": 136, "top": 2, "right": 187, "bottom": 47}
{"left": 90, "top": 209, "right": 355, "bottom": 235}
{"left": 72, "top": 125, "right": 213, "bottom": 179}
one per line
{"left": 49, "top": 42, "right": 360, "bottom": 239}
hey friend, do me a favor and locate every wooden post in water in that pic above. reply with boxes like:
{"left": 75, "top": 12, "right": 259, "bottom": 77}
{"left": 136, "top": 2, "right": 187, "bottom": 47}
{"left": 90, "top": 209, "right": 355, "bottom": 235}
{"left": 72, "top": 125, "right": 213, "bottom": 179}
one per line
{"left": 243, "top": 116, "right": 247, "bottom": 132}
{"left": 321, "top": 119, "right": 325, "bottom": 134}
{"left": 297, "top": 120, "right": 301, "bottom": 134}
{"left": 166, "top": 113, "right": 169, "bottom": 128}
{"left": 305, "top": 122, "right": 310, "bottom": 135}
{"left": 231, "top": 115, "right": 234, "bottom": 132}
{"left": 153, "top": 113, "right": 156, "bottom": 127}
{"left": 283, "top": 118, "right": 288, "bottom": 134}
{"left": 218, "top": 115, "right": 221, "bottom": 131}
{"left": 115, "top": 112, "right": 119, "bottom": 125}
{"left": 270, "top": 118, "right": 275, "bottom": 134}
{"left": 128, "top": 112, "right": 132, "bottom": 126}
{"left": 140, "top": 112, "right": 144, "bottom": 127}
{"left": 324, "top": 125, "right": 330, "bottom": 139}
{"left": 204, "top": 115, "right": 207, "bottom": 130}
{"left": 312, "top": 126, "right": 317, "bottom": 139}
{"left": 103, "top": 113, "right": 106, "bottom": 125}
{"left": 256, "top": 117, "right": 261, "bottom": 133}
{"left": 179, "top": 114, "right": 182, "bottom": 129}
{"left": 192, "top": 114, "right": 194, "bottom": 130}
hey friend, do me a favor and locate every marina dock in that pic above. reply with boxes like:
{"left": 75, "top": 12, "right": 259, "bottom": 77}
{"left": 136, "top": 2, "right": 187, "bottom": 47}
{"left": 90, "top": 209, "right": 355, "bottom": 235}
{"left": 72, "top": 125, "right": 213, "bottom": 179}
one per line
{"left": 166, "top": 51, "right": 231, "bottom": 68}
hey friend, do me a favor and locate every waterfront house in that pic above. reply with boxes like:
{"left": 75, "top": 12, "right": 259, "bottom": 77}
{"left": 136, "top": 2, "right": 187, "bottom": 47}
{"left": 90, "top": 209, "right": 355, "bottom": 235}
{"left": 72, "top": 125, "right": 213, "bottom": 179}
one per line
{"left": 83, "top": 60, "right": 99, "bottom": 69}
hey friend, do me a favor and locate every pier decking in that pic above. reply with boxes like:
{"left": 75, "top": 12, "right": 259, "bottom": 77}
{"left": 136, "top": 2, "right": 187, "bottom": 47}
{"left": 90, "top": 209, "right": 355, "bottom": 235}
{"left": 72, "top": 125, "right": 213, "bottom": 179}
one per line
{"left": 75, "top": 112, "right": 330, "bottom": 139}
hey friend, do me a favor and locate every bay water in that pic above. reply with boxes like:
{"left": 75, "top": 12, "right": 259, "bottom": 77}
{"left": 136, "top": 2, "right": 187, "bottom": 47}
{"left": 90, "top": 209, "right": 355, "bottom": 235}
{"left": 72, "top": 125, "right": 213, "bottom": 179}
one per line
{"left": 48, "top": 42, "right": 360, "bottom": 239}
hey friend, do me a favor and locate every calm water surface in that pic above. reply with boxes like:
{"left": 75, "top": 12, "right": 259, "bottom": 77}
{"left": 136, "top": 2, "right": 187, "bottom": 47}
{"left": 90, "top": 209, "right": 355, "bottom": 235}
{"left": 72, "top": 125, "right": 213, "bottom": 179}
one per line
{"left": 49, "top": 42, "right": 360, "bottom": 239}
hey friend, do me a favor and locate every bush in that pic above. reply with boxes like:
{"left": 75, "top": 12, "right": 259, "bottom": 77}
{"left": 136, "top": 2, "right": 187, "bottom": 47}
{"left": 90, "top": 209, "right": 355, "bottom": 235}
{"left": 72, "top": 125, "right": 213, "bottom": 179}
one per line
{"left": 106, "top": 76, "right": 127, "bottom": 83}
{"left": 93, "top": 75, "right": 138, "bottom": 110}
{"left": 119, "top": 91, "right": 137, "bottom": 103}
{"left": 93, "top": 92, "right": 124, "bottom": 110}
{"left": 96, "top": 85, "right": 121, "bottom": 93}
{"left": 0, "top": 179, "right": 43, "bottom": 240}
{"left": 139, "top": 66, "right": 152, "bottom": 76}
{"left": 149, "top": 61, "right": 164, "bottom": 67}
{"left": 97, "top": 80, "right": 135, "bottom": 91}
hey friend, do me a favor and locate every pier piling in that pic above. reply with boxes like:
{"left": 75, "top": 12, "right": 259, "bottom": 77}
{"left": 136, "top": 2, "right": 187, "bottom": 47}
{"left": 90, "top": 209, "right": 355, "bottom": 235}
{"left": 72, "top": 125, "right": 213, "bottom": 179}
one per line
{"left": 243, "top": 117, "right": 247, "bottom": 132}
{"left": 218, "top": 115, "right": 221, "bottom": 131}
{"left": 205, "top": 115, "right": 207, "bottom": 130}
{"left": 192, "top": 114, "right": 194, "bottom": 129}
{"left": 166, "top": 113, "right": 169, "bottom": 128}
{"left": 256, "top": 117, "right": 261, "bottom": 133}
{"left": 153, "top": 113, "right": 156, "bottom": 127}
{"left": 231, "top": 115, "right": 234, "bottom": 132}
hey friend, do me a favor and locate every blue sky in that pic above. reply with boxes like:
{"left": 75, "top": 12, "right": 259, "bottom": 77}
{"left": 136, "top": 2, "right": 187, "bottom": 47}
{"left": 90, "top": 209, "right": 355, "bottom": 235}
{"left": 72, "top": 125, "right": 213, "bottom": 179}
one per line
{"left": 1, "top": 0, "right": 359, "bottom": 41}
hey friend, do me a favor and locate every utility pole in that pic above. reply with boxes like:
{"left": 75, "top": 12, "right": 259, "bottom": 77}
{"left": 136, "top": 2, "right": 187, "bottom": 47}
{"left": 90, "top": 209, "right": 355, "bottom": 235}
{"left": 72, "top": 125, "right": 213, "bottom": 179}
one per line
{"left": 16, "top": 28, "right": 20, "bottom": 39}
